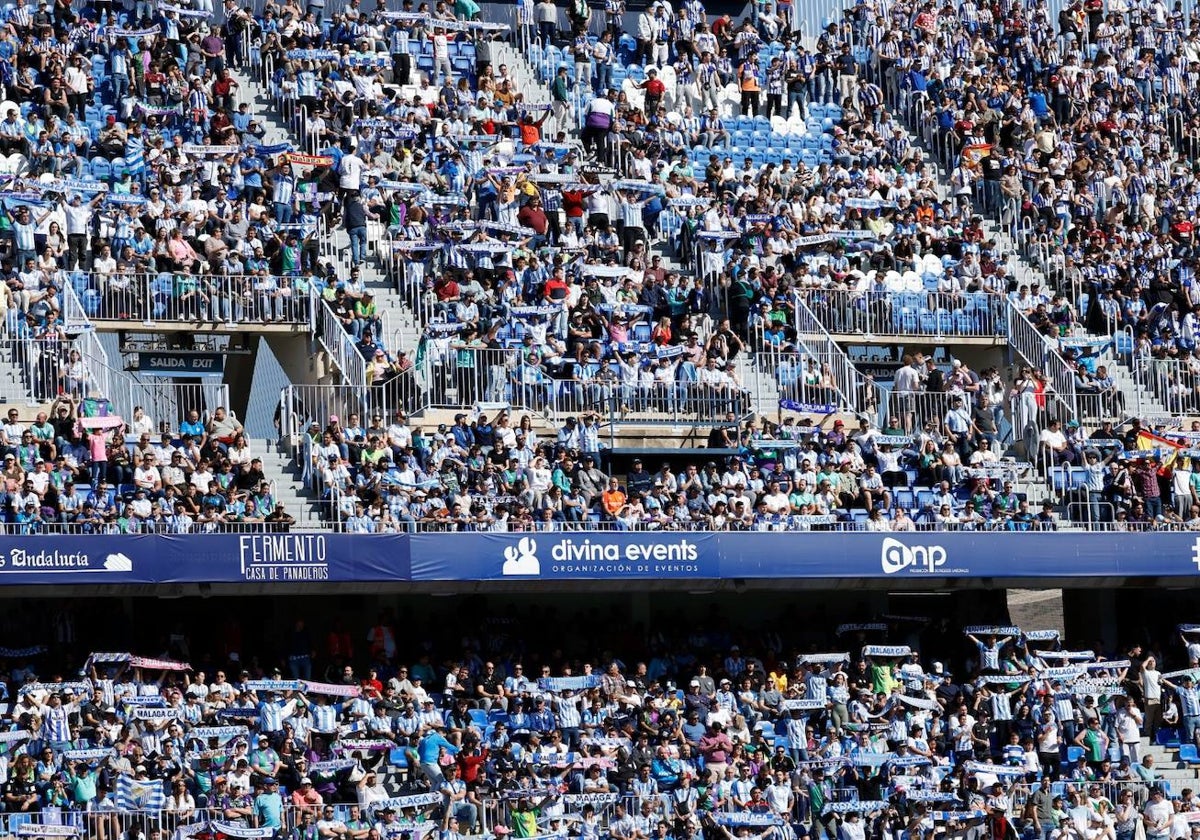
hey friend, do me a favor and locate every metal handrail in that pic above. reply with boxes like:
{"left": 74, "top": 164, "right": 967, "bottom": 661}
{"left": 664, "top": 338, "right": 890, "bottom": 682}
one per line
{"left": 791, "top": 291, "right": 864, "bottom": 414}
{"left": 1005, "top": 299, "right": 1079, "bottom": 421}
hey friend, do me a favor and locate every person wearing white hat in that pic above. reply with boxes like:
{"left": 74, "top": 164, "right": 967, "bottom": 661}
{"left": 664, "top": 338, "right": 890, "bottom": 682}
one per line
{"left": 291, "top": 776, "right": 323, "bottom": 814}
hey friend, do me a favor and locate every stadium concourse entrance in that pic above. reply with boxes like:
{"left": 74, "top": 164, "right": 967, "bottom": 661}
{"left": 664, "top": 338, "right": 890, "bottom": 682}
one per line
{"left": 0, "top": 588, "right": 1144, "bottom": 675}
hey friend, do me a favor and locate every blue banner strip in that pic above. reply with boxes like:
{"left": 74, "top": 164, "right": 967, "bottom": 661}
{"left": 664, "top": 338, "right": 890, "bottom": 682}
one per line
{"left": 0, "top": 532, "right": 1193, "bottom": 583}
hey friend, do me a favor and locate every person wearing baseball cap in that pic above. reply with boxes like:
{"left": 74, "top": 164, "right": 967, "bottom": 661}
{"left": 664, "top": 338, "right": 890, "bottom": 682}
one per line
{"left": 292, "top": 776, "right": 322, "bottom": 811}
{"left": 254, "top": 777, "right": 284, "bottom": 832}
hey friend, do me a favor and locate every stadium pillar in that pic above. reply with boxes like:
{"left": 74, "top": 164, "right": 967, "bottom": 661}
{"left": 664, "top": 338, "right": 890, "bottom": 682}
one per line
{"left": 264, "top": 335, "right": 332, "bottom": 385}
{"left": 224, "top": 336, "right": 256, "bottom": 425}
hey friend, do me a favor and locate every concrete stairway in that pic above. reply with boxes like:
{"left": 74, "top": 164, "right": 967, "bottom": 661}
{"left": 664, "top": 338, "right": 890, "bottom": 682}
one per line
{"left": 229, "top": 68, "right": 421, "bottom": 366}
{"left": 978, "top": 220, "right": 1162, "bottom": 425}
{"left": 889, "top": 108, "right": 1154, "bottom": 427}
{"left": 1140, "top": 735, "right": 1200, "bottom": 788}
{"left": 0, "top": 343, "right": 49, "bottom": 405}
{"left": 1090, "top": 344, "right": 1171, "bottom": 422}
{"left": 258, "top": 436, "right": 326, "bottom": 527}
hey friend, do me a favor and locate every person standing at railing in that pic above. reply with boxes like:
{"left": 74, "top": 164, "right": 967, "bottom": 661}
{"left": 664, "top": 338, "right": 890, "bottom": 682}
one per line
{"left": 943, "top": 395, "right": 974, "bottom": 462}
{"left": 254, "top": 777, "right": 286, "bottom": 835}
{"left": 450, "top": 328, "right": 485, "bottom": 407}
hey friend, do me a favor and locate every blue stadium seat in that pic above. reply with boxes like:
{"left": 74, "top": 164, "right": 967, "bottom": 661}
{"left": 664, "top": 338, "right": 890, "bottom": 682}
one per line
{"left": 90, "top": 157, "right": 112, "bottom": 181}
{"left": 1156, "top": 728, "right": 1181, "bottom": 747}
{"left": 773, "top": 718, "right": 790, "bottom": 747}
{"left": 1050, "top": 466, "right": 1071, "bottom": 494}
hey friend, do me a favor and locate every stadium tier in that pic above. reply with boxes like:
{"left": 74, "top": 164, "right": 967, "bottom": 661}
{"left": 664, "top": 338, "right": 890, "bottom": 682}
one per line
{"left": 0, "top": 615, "right": 1192, "bottom": 839}
{"left": 0, "top": 0, "right": 1193, "bottom": 564}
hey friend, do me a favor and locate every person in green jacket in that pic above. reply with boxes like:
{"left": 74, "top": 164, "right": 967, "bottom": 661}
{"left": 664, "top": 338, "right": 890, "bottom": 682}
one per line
{"left": 1074, "top": 715, "right": 1110, "bottom": 767}
{"left": 353, "top": 291, "right": 381, "bottom": 339}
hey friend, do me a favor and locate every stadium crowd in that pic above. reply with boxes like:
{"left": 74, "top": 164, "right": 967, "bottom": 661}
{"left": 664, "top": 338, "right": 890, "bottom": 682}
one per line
{"left": 7, "top": 0, "right": 1200, "bottom": 546}
{"left": 0, "top": 394, "right": 304, "bottom": 534}
{"left": 295, "top": 395, "right": 1200, "bottom": 533}
{"left": 851, "top": 0, "right": 1200, "bottom": 418}
{"left": 0, "top": 623, "right": 1197, "bottom": 840}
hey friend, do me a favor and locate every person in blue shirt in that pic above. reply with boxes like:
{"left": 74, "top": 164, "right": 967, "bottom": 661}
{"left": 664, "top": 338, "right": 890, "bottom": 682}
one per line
{"left": 232, "top": 102, "right": 253, "bottom": 133}
{"left": 253, "top": 777, "right": 284, "bottom": 829}
{"left": 967, "top": 633, "right": 1011, "bottom": 674}
{"left": 1162, "top": 673, "right": 1200, "bottom": 744}
{"left": 528, "top": 697, "right": 555, "bottom": 733}
{"left": 15, "top": 500, "right": 41, "bottom": 534}
{"left": 417, "top": 729, "right": 458, "bottom": 786}
{"left": 239, "top": 153, "right": 264, "bottom": 197}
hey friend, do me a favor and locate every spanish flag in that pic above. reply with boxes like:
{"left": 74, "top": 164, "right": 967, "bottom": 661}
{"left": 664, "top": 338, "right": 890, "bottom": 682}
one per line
{"left": 961, "top": 143, "right": 993, "bottom": 167}
{"left": 1136, "top": 429, "right": 1186, "bottom": 469}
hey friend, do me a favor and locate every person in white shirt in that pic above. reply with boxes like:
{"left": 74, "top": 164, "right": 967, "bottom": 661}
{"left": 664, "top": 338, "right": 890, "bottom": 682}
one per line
{"left": 720, "top": 461, "right": 748, "bottom": 490}
{"left": 1143, "top": 656, "right": 1163, "bottom": 736}
{"left": 1144, "top": 787, "right": 1174, "bottom": 840}
{"left": 338, "top": 147, "right": 365, "bottom": 195}
{"left": 1067, "top": 790, "right": 1113, "bottom": 840}
{"left": 761, "top": 481, "right": 790, "bottom": 514}
{"left": 1039, "top": 419, "right": 1076, "bottom": 466}
{"left": 1115, "top": 698, "right": 1144, "bottom": 764}
{"left": 130, "top": 407, "right": 154, "bottom": 437}
{"left": 838, "top": 810, "right": 867, "bottom": 840}
{"left": 764, "top": 770, "right": 793, "bottom": 817}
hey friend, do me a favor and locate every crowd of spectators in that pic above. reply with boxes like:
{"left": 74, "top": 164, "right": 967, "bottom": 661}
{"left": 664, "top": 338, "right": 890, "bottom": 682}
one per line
{"left": 838, "top": 0, "right": 1200, "bottom": 421}
{"left": 1, "top": 621, "right": 1200, "bottom": 840}
{"left": 0, "top": 397, "right": 299, "bottom": 533}
{"left": 0, "top": 0, "right": 350, "bottom": 333}
{"left": 12, "top": 0, "right": 1200, "bottom": 541}
{"left": 299, "top": 400, "right": 1058, "bottom": 532}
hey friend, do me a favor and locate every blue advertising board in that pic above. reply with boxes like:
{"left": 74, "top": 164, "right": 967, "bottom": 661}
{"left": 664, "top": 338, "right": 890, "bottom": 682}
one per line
{"left": 0, "top": 533, "right": 408, "bottom": 585}
{"left": 407, "top": 531, "right": 1200, "bottom": 582}
{"left": 409, "top": 533, "right": 721, "bottom": 581}
{"left": 0, "top": 531, "right": 1194, "bottom": 585}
